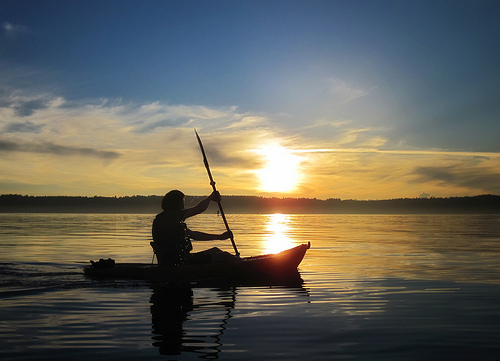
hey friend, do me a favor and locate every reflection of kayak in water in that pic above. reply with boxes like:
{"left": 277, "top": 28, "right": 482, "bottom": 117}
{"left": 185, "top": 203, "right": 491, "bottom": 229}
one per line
{"left": 84, "top": 243, "right": 310, "bottom": 284}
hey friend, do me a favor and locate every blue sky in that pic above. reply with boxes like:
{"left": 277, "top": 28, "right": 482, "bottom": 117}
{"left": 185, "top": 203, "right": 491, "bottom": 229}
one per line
{"left": 1, "top": 0, "right": 499, "bottom": 199}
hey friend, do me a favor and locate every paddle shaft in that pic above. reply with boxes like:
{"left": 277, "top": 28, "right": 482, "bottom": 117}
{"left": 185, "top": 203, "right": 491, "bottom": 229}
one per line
{"left": 195, "top": 130, "right": 240, "bottom": 257}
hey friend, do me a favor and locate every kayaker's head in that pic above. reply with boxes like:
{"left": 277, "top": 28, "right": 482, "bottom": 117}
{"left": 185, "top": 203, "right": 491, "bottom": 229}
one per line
{"left": 162, "top": 190, "right": 185, "bottom": 211}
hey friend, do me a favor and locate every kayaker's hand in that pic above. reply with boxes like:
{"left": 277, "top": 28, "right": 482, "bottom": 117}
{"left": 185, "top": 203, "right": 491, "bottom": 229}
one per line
{"left": 221, "top": 230, "right": 233, "bottom": 240}
{"left": 210, "top": 191, "right": 221, "bottom": 203}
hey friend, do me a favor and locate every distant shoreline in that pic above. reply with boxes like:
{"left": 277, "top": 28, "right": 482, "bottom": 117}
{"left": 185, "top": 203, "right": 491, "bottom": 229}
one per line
{"left": 1, "top": 194, "right": 499, "bottom": 214}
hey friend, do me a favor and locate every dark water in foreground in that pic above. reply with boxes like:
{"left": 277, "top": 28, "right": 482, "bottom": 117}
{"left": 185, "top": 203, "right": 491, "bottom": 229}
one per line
{"left": 0, "top": 213, "right": 499, "bottom": 360}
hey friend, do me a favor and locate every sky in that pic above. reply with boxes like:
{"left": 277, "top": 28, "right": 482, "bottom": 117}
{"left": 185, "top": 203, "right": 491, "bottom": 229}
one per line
{"left": 1, "top": 0, "right": 499, "bottom": 200}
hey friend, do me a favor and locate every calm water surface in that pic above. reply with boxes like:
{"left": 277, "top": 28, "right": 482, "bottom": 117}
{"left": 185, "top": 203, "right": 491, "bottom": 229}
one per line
{"left": 0, "top": 213, "right": 499, "bottom": 360}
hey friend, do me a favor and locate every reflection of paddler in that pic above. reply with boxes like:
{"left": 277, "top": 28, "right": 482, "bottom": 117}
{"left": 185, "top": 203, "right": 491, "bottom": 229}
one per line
{"left": 150, "top": 285, "right": 237, "bottom": 358}
{"left": 150, "top": 284, "right": 193, "bottom": 355}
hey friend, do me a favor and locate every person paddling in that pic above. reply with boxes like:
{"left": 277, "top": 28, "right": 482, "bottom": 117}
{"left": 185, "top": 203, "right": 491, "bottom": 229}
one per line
{"left": 151, "top": 190, "right": 234, "bottom": 268}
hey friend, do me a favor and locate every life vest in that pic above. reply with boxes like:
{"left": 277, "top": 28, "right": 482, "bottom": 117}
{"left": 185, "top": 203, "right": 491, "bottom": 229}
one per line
{"left": 152, "top": 210, "right": 193, "bottom": 266}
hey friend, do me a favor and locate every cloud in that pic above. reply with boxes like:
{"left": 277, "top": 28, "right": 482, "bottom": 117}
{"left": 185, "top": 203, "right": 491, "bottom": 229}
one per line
{"left": 412, "top": 165, "right": 500, "bottom": 194}
{"left": 2, "top": 22, "right": 30, "bottom": 38}
{"left": 0, "top": 90, "right": 285, "bottom": 196}
{"left": 337, "top": 128, "right": 371, "bottom": 145}
{"left": 414, "top": 166, "right": 456, "bottom": 183}
{"left": 300, "top": 118, "right": 352, "bottom": 131}
{"left": 0, "top": 87, "right": 53, "bottom": 117}
{"left": 3, "top": 120, "right": 44, "bottom": 133}
{"left": 127, "top": 103, "right": 240, "bottom": 133}
{"left": 13, "top": 98, "right": 51, "bottom": 117}
{"left": 226, "top": 115, "right": 267, "bottom": 129}
{"left": 0, "top": 139, "right": 121, "bottom": 160}
{"left": 1, "top": 84, "right": 499, "bottom": 198}
{"left": 291, "top": 147, "right": 500, "bottom": 159}
{"left": 327, "top": 79, "right": 371, "bottom": 104}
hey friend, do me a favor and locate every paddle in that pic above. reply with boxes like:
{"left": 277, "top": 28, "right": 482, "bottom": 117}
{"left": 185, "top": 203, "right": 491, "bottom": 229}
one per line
{"left": 194, "top": 130, "right": 240, "bottom": 257}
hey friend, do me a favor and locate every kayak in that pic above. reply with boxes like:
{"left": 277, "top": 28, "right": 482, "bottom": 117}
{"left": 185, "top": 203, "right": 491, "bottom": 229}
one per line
{"left": 84, "top": 242, "right": 310, "bottom": 284}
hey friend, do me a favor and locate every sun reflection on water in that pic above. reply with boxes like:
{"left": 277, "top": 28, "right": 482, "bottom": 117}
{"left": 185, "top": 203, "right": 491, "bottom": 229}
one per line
{"left": 263, "top": 213, "right": 295, "bottom": 254}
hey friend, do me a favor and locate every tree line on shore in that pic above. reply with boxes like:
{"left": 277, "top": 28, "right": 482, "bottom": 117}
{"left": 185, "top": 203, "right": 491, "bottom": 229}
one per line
{"left": 1, "top": 194, "right": 499, "bottom": 214}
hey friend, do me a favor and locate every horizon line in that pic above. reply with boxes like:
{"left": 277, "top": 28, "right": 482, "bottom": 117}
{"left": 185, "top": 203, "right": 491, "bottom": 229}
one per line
{"left": 1, "top": 193, "right": 498, "bottom": 202}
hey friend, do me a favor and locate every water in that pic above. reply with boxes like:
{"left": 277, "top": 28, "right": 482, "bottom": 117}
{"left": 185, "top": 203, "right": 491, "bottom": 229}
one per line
{"left": 1, "top": 213, "right": 499, "bottom": 360}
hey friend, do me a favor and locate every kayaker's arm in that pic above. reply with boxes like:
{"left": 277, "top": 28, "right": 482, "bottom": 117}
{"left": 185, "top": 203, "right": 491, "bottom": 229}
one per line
{"left": 184, "top": 191, "right": 221, "bottom": 218}
{"left": 187, "top": 229, "right": 233, "bottom": 241}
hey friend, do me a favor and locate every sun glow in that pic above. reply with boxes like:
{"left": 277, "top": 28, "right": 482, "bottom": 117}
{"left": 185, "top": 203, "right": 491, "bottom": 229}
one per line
{"left": 263, "top": 213, "right": 294, "bottom": 253}
{"left": 254, "top": 145, "right": 301, "bottom": 193}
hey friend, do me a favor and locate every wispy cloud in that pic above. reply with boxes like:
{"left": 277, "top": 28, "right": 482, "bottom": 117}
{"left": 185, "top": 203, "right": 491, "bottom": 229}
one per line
{"left": 225, "top": 115, "right": 268, "bottom": 129}
{"left": 2, "top": 22, "right": 30, "bottom": 37}
{"left": 0, "top": 90, "right": 282, "bottom": 195}
{"left": 300, "top": 118, "right": 352, "bottom": 130}
{"left": 291, "top": 147, "right": 500, "bottom": 159}
{"left": 327, "top": 79, "right": 372, "bottom": 104}
{"left": 294, "top": 146, "right": 500, "bottom": 199}
{"left": 3, "top": 120, "right": 43, "bottom": 133}
{"left": 1, "top": 86, "right": 499, "bottom": 198}
{"left": 123, "top": 102, "right": 240, "bottom": 133}
{"left": 13, "top": 98, "right": 51, "bottom": 117}
{"left": 0, "top": 139, "right": 121, "bottom": 159}
{"left": 0, "top": 87, "right": 54, "bottom": 117}
{"left": 413, "top": 165, "right": 500, "bottom": 194}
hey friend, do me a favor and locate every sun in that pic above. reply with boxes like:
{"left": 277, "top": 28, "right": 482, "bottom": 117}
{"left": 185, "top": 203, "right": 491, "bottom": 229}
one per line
{"left": 254, "top": 145, "right": 301, "bottom": 193}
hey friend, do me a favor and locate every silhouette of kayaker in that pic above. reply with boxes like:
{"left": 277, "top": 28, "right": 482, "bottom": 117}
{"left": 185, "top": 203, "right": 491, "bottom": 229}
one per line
{"left": 151, "top": 190, "right": 234, "bottom": 268}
